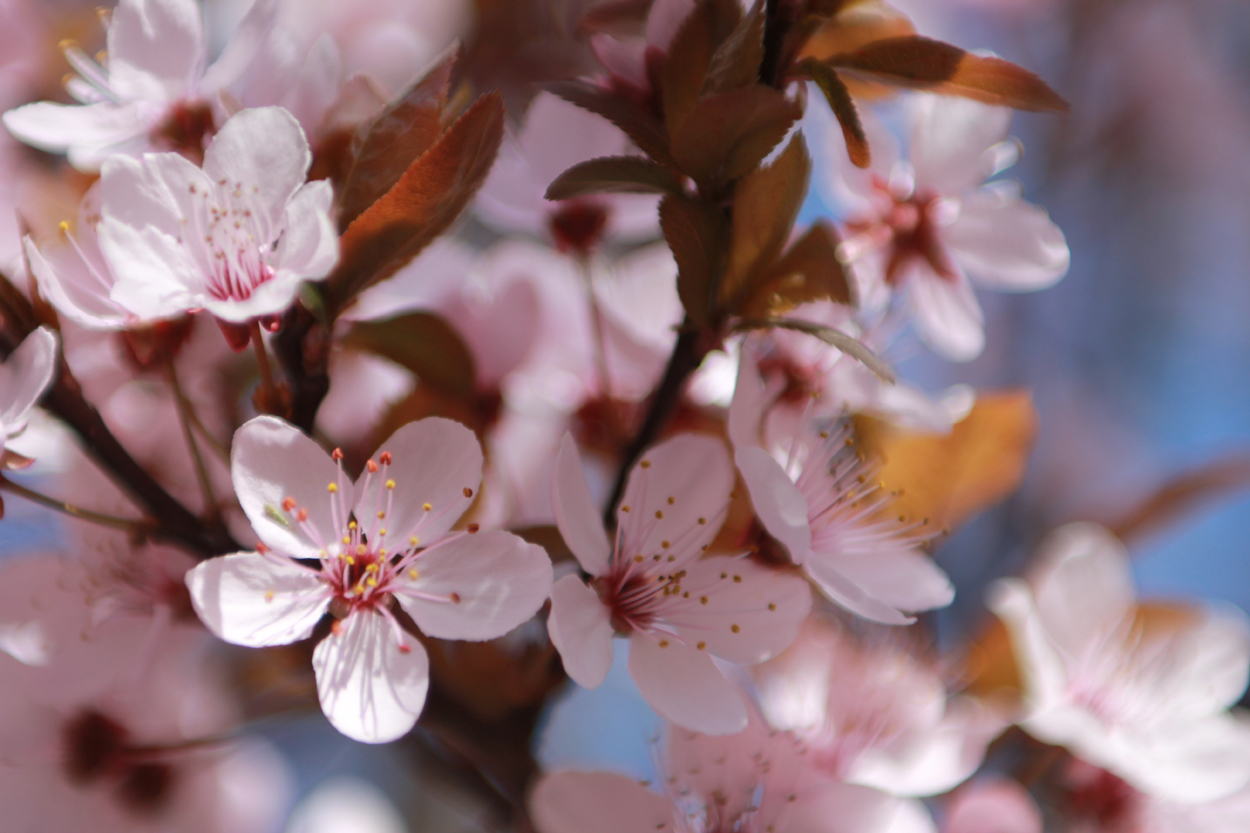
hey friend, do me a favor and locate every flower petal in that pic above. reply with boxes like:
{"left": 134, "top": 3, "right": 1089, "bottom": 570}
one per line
{"left": 735, "top": 447, "right": 812, "bottom": 564}
{"left": 669, "top": 555, "right": 811, "bottom": 665}
{"left": 552, "top": 433, "right": 611, "bottom": 576}
{"left": 202, "top": 107, "right": 310, "bottom": 233}
{"left": 98, "top": 150, "right": 206, "bottom": 238}
{"left": 1162, "top": 605, "right": 1250, "bottom": 718}
{"left": 274, "top": 180, "right": 338, "bottom": 279}
{"left": 1101, "top": 714, "right": 1250, "bottom": 803}
{"left": 617, "top": 434, "right": 733, "bottom": 562}
{"left": 944, "top": 778, "right": 1042, "bottom": 833}
{"left": 985, "top": 578, "right": 1068, "bottom": 708}
{"left": 909, "top": 95, "right": 1013, "bottom": 195}
{"left": 1, "top": 101, "right": 150, "bottom": 166}
{"left": 627, "top": 632, "right": 748, "bottom": 735}
{"left": 25, "top": 234, "right": 128, "bottom": 329}
{"left": 98, "top": 218, "right": 201, "bottom": 320}
{"left": 356, "top": 417, "right": 482, "bottom": 547}
{"left": 0, "top": 327, "right": 57, "bottom": 436}
{"left": 908, "top": 270, "right": 985, "bottom": 362}
{"left": 394, "top": 530, "right": 552, "bottom": 641}
{"left": 186, "top": 551, "right": 329, "bottom": 647}
{"left": 232, "top": 415, "right": 345, "bottom": 559}
{"left": 547, "top": 574, "right": 614, "bottom": 690}
{"left": 788, "top": 782, "right": 934, "bottom": 833}
{"left": 312, "top": 609, "right": 430, "bottom": 744}
{"left": 107, "top": 0, "right": 205, "bottom": 101}
{"left": 946, "top": 190, "right": 1069, "bottom": 291}
{"left": 804, "top": 556, "right": 916, "bottom": 626}
{"left": 823, "top": 548, "right": 954, "bottom": 614}
{"left": 530, "top": 771, "right": 673, "bottom": 833}
{"left": 727, "top": 344, "right": 766, "bottom": 451}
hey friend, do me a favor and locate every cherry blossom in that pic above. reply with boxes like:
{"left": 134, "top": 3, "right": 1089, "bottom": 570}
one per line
{"left": 1, "top": 326, "right": 58, "bottom": 465}
{"left": 546, "top": 432, "right": 811, "bottom": 735}
{"left": 943, "top": 778, "right": 1042, "bottom": 833}
{"left": 532, "top": 710, "right": 936, "bottom": 833}
{"left": 186, "top": 415, "right": 553, "bottom": 743}
{"left": 827, "top": 94, "right": 1070, "bottom": 361}
{"left": 1, "top": 0, "right": 337, "bottom": 170}
{"left": 987, "top": 522, "right": 1250, "bottom": 803}
{"left": 90, "top": 106, "right": 336, "bottom": 324}
{"left": 755, "top": 619, "right": 1003, "bottom": 797}
{"left": 729, "top": 355, "right": 954, "bottom": 624}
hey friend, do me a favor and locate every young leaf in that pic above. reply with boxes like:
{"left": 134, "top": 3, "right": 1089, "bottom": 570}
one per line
{"left": 746, "top": 317, "right": 896, "bottom": 383}
{"left": 545, "top": 156, "right": 684, "bottom": 201}
{"left": 548, "top": 80, "right": 679, "bottom": 170}
{"left": 324, "top": 92, "right": 505, "bottom": 316}
{"left": 719, "top": 132, "right": 810, "bottom": 309}
{"left": 739, "top": 220, "right": 852, "bottom": 317}
{"left": 855, "top": 390, "right": 1038, "bottom": 532}
{"left": 703, "top": 0, "right": 764, "bottom": 95}
{"left": 670, "top": 85, "right": 802, "bottom": 189}
{"left": 661, "top": 0, "right": 741, "bottom": 130}
{"left": 337, "top": 51, "right": 456, "bottom": 228}
{"left": 660, "top": 193, "right": 727, "bottom": 329}
{"left": 795, "top": 58, "right": 869, "bottom": 168}
{"left": 342, "top": 312, "right": 477, "bottom": 400}
{"left": 828, "top": 36, "right": 1070, "bottom": 112}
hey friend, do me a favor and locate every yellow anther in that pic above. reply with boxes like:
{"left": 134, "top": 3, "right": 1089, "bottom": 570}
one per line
{"left": 385, "top": 479, "right": 396, "bottom": 490}
{"left": 59, "top": 221, "right": 70, "bottom": 232}
{"left": 379, "top": 528, "right": 387, "bottom": 536}
{"left": 634, "top": 555, "right": 644, "bottom": 563}
{"left": 731, "top": 624, "right": 741, "bottom": 633}
{"left": 655, "top": 510, "right": 664, "bottom": 519}
{"left": 327, "top": 482, "right": 338, "bottom": 492}
{"left": 264, "top": 591, "right": 275, "bottom": 602}
{"left": 698, "top": 517, "right": 706, "bottom": 525}
{"left": 658, "top": 640, "right": 669, "bottom": 648}
{"left": 366, "top": 577, "right": 378, "bottom": 588}
{"left": 348, "top": 520, "right": 357, "bottom": 529}
{"left": 700, "top": 596, "right": 708, "bottom": 605}
{"left": 341, "top": 536, "right": 350, "bottom": 545}
{"left": 409, "top": 536, "right": 420, "bottom": 546}
{"left": 661, "top": 541, "right": 670, "bottom": 549}
{"left": 355, "top": 544, "right": 367, "bottom": 556}
{"left": 667, "top": 496, "right": 675, "bottom": 505}
{"left": 344, "top": 556, "right": 355, "bottom": 565}
{"left": 640, "top": 460, "right": 651, "bottom": 469}
{"left": 409, "top": 568, "right": 420, "bottom": 580}
{"left": 697, "top": 642, "right": 706, "bottom": 650}
{"left": 379, "top": 549, "right": 388, "bottom": 557}
{"left": 621, "top": 505, "right": 631, "bottom": 513}
{"left": 768, "top": 603, "right": 777, "bottom": 611}
{"left": 377, "top": 510, "right": 385, "bottom": 519}
{"left": 422, "top": 502, "right": 432, "bottom": 511}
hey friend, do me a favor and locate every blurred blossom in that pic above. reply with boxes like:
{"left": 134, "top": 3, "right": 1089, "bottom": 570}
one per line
{"left": 0, "top": 326, "right": 57, "bottom": 466}
{"left": 284, "top": 776, "right": 405, "bottom": 833}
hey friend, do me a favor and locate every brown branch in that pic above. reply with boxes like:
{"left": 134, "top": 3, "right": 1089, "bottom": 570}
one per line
{"left": 271, "top": 301, "right": 332, "bottom": 433}
{"left": 1106, "top": 453, "right": 1250, "bottom": 547}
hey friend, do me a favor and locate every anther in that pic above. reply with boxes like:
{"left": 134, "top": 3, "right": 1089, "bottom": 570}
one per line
{"left": 666, "top": 496, "right": 675, "bottom": 505}
{"left": 409, "top": 536, "right": 420, "bottom": 546}
{"left": 640, "top": 460, "right": 651, "bottom": 469}
{"left": 449, "top": 592, "right": 461, "bottom": 604}
{"left": 700, "top": 596, "right": 708, "bottom": 605}
{"left": 256, "top": 542, "right": 269, "bottom": 554}
{"left": 659, "top": 640, "right": 669, "bottom": 648}
{"left": 661, "top": 541, "right": 670, "bottom": 549}
{"left": 385, "top": 479, "right": 395, "bottom": 490}
{"left": 327, "top": 482, "right": 338, "bottom": 493}
{"left": 697, "top": 642, "right": 706, "bottom": 650}
{"left": 463, "top": 487, "right": 473, "bottom": 498}
{"left": 331, "top": 448, "right": 344, "bottom": 461}
{"left": 697, "top": 517, "right": 706, "bottom": 525}
{"left": 366, "top": 460, "right": 379, "bottom": 473}
{"left": 655, "top": 510, "right": 663, "bottom": 519}
{"left": 467, "top": 524, "right": 479, "bottom": 533}
{"left": 731, "top": 624, "right": 740, "bottom": 633}
{"left": 768, "top": 603, "right": 776, "bottom": 611}
{"left": 282, "top": 497, "right": 297, "bottom": 512}
{"left": 264, "top": 591, "right": 275, "bottom": 601}
{"left": 621, "top": 505, "right": 631, "bottom": 513}
{"left": 422, "top": 502, "right": 432, "bottom": 511}
{"left": 733, "top": 575, "right": 741, "bottom": 583}
{"left": 634, "top": 555, "right": 644, "bottom": 563}
{"left": 297, "top": 508, "right": 308, "bottom": 522}
{"left": 377, "top": 510, "right": 385, "bottom": 519}
{"left": 379, "top": 452, "right": 392, "bottom": 465}
{"left": 59, "top": 220, "right": 70, "bottom": 232}
{"left": 408, "top": 569, "right": 419, "bottom": 580}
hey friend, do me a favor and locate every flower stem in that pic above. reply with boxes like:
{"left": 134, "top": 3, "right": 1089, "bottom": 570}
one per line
{"left": 250, "top": 319, "right": 280, "bottom": 413}
{"left": 577, "top": 254, "right": 612, "bottom": 398}
{"left": 0, "top": 476, "right": 147, "bottom": 533}
{"left": 164, "top": 357, "right": 219, "bottom": 520}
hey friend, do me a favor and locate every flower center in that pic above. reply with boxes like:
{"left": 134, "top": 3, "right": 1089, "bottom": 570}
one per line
{"left": 61, "top": 709, "right": 178, "bottom": 816}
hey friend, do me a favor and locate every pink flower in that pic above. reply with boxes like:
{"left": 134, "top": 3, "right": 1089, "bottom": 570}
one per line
{"left": 2, "top": 0, "right": 337, "bottom": 170}
{"left": 0, "top": 326, "right": 58, "bottom": 465}
{"left": 91, "top": 106, "right": 336, "bottom": 323}
{"left": 943, "top": 778, "right": 1042, "bottom": 833}
{"left": 547, "top": 432, "right": 811, "bottom": 735}
{"left": 827, "top": 94, "right": 1070, "bottom": 361}
{"left": 185, "top": 415, "right": 553, "bottom": 743}
{"left": 755, "top": 619, "right": 1003, "bottom": 798}
{"left": 987, "top": 522, "right": 1250, "bottom": 803}
{"left": 729, "top": 355, "right": 953, "bottom": 624}
{"left": 532, "top": 710, "right": 935, "bottom": 833}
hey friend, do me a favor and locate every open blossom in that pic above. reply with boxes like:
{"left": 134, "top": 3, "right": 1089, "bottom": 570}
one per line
{"left": 532, "top": 710, "right": 935, "bottom": 833}
{"left": 186, "top": 415, "right": 553, "bottom": 743}
{"left": 547, "top": 433, "right": 811, "bottom": 735}
{"left": 755, "top": 619, "right": 1002, "bottom": 798}
{"left": 87, "top": 106, "right": 336, "bottom": 324}
{"left": 729, "top": 356, "right": 953, "bottom": 625}
{"left": 1, "top": 0, "right": 336, "bottom": 170}
{"left": 828, "top": 94, "right": 1069, "bottom": 361}
{"left": 0, "top": 326, "right": 58, "bottom": 465}
{"left": 987, "top": 522, "right": 1250, "bottom": 803}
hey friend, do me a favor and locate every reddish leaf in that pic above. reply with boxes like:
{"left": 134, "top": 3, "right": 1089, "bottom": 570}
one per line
{"left": 661, "top": 0, "right": 740, "bottom": 130}
{"left": 660, "top": 193, "right": 727, "bottom": 329}
{"left": 578, "top": 0, "right": 655, "bottom": 37}
{"left": 704, "top": 0, "right": 765, "bottom": 94}
{"left": 828, "top": 36, "right": 1069, "bottom": 112}
{"left": 796, "top": 58, "right": 869, "bottom": 168}
{"left": 719, "top": 132, "right": 810, "bottom": 309}
{"left": 545, "top": 155, "right": 684, "bottom": 200}
{"left": 797, "top": 3, "right": 915, "bottom": 62}
{"left": 343, "top": 312, "right": 477, "bottom": 400}
{"left": 670, "top": 85, "right": 801, "bottom": 190}
{"left": 740, "top": 220, "right": 852, "bottom": 317}
{"left": 324, "top": 92, "right": 505, "bottom": 316}
{"left": 548, "top": 80, "right": 679, "bottom": 170}
{"left": 337, "top": 52, "right": 457, "bottom": 229}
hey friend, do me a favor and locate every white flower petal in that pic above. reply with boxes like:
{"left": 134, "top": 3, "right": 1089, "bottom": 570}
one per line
{"left": 804, "top": 556, "right": 916, "bottom": 625}
{"left": 908, "top": 270, "right": 985, "bottom": 362}
{"left": 99, "top": 150, "right": 205, "bottom": 238}
{"left": 627, "top": 632, "right": 748, "bottom": 735}
{"left": 946, "top": 190, "right": 1069, "bottom": 291}
{"left": 727, "top": 346, "right": 766, "bottom": 451}
{"left": 1164, "top": 605, "right": 1250, "bottom": 718}
{"left": 107, "top": 0, "right": 205, "bottom": 101}
{"left": 199, "top": 0, "right": 277, "bottom": 93}
{"left": 356, "top": 417, "right": 482, "bottom": 546}
{"left": 530, "top": 771, "right": 673, "bottom": 833}
{"left": 232, "top": 415, "right": 345, "bottom": 559}
{"left": 909, "top": 95, "right": 1013, "bottom": 194}
{"left": 0, "top": 327, "right": 57, "bottom": 437}
{"left": 25, "top": 235, "right": 128, "bottom": 329}
{"left": 618, "top": 434, "right": 733, "bottom": 561}
{"left": 547, "top": 574, "right": 614, "bottom": 690}
{"left": 186, "top": 551, "right": 329, "bottom": 647}
{"left": 201, "top": 107, "right": 310, "bottom": 231}
{"left": 1096, "top": 714, "right": 1250, "bottom": 804}
{"left": 275, "top": 180, "right": 338, "bottom": 279}
{"left": 98, "top": 218, "right": 201, "bottom": 320}
{"left": 394, "top": 530, "right": 552, "bottom": 641}
{"left": 1, "top": 101, "right": 149, "bottom": 164}
{"left": 736, "top": 447, "right": 812, "bottom": 564}
{"left": 669, "top": 555, "right": 811, "bottom": 665}
{"left": 551, "top": 434, "right": 612, "bottom": 576}
{"left": 985, "top": 578, "right": 1068, "bottom": 708}
{"left": 825, "top": 548, "right": 954, "bottom": 614}
{"left": 313, "top": 610, "right": 430, "bottom": 744}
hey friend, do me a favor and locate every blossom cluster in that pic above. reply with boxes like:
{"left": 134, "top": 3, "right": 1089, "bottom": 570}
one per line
{"left": 0, "top": 0, "right": 1241, "bottom": 831}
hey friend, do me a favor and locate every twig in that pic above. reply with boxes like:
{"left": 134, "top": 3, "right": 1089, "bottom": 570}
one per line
{"left": 0, "top": 476, "right": 147, "bottom": 533}
{"left": 164, "top": 358, "right": 219, "bottom": 520}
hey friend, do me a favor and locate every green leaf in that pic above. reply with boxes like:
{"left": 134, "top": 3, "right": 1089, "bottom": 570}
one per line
{"left": 545, "top": 156, "right": 685, "bottom": 201}
{"left": 343, "top": 312, "right": 477, "bottom": 399}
